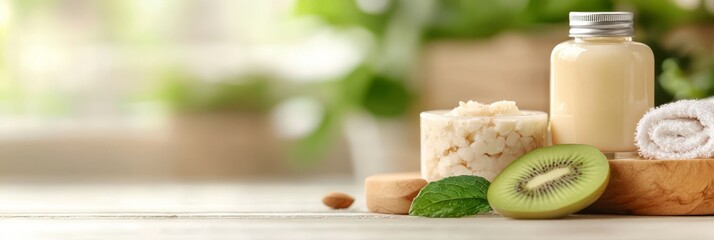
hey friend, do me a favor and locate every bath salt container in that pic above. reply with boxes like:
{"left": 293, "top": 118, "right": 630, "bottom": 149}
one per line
{"left": 420, "top": 110, "right": 548, "bottom": 182}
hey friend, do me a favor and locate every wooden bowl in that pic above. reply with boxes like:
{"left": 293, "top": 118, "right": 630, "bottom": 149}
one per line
{"left": 583, "top": 158, "right": 714, "bottom": 215}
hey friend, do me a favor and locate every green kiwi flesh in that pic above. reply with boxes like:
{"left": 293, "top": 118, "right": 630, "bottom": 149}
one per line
{"left": 487, "top": 144, "right": 610, "bottom": 219}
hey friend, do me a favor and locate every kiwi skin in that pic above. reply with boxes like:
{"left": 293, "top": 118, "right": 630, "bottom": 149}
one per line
{"left": 487, "top": 144, "right": 610, "bottom": 219}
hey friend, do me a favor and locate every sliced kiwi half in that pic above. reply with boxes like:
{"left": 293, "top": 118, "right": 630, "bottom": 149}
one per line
{"left": 487, "top": 144, "right": 610, "bottom": 219}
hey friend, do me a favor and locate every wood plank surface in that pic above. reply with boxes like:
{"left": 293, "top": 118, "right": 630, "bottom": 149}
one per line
{"left": 0, "top": 178, "right": 711, "bottom": 239}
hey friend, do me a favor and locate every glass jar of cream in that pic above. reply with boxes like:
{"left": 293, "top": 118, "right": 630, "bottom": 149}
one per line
{"left": 550, "top": 12, "right": 654, "bottom": 155}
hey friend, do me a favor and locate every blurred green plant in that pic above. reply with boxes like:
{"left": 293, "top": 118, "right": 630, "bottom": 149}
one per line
{"left": 428, "top": 0, "right": 613, "bottom": 38}
{"left": 659, "top": 58, "right": 714, "bottom": 100}
{"left": 288, "top": 65, "right": 414, "bottom": 165}
{"left": 294, "top": 0, "right": 396, "bottom": 35}
{"left": 153, "top": 69, "right": 274, "bottom": 113}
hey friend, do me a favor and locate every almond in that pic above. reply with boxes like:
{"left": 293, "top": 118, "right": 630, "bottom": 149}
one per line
{"left": 322, "top": 192, "right": 354, "bottom": 209}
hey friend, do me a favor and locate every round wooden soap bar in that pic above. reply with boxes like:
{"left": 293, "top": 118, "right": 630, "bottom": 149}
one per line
{"left": 584, "top": 158, "right": 714, "bottom": 215}
{"left": 365, "top": 172, "right": 427, "bottom": 214}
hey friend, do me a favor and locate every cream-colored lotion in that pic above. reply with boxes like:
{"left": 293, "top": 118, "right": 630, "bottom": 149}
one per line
{"left": 550, "top": 36, "right": 654, "bottom": 152}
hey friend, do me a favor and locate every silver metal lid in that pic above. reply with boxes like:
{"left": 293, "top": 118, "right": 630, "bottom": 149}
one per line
{"left": 569, "top": 12, "right": 634, "bottom": 37}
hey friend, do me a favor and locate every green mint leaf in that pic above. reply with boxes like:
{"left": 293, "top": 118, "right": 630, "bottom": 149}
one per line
{"left": 409, "top": 175, "right": 491, "bottom": 218}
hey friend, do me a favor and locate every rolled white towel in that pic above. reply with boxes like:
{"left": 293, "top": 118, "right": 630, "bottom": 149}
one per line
{"left": 635, "top": 99, "right": 714, "bottom": 159}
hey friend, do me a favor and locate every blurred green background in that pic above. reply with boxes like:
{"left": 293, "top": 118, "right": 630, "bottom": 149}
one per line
{"left": 0, "top": 0, "right": 712, "bottom": 179}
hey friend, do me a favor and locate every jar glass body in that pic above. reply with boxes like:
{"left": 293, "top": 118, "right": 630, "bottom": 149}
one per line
{"left": 550, "top": 36, "right": 654, "bottom": 153}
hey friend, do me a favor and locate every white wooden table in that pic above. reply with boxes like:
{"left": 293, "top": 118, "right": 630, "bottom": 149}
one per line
{"left": 0, "top": 178, "right": 712, "bottom": 239}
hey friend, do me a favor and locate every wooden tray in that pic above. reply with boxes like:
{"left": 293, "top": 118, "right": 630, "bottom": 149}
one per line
{"left": 583, "top": 158, "right": 714, "bottom": 215}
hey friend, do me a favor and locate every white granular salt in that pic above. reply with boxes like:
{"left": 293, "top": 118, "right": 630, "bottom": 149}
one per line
{"left": 421, "top": 101, "right": 547, "bottom": 182}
